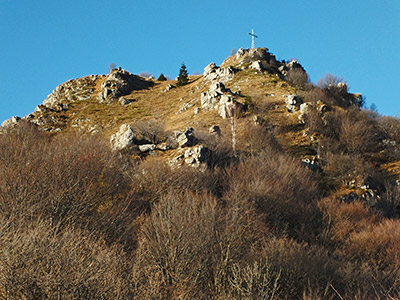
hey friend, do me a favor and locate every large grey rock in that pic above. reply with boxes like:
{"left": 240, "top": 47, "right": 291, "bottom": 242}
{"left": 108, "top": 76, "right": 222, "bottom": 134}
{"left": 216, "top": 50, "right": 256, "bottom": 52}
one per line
{"left": 249, "top": 60, "right": 264, "bottom": 72}
{"left": 203, "top": 62, "right": 236, "bottom": 83}
{"left": 301, "top": 157, "right": 321, "bottom": 172}
{"left": 201, "top": 81, "right": 243, "bottom": 118}
{"left": 284, "top": 95, "right": 303, "bottom": 112}
{"left": 184, "top": 145, "right": 209, "bottom": 167}
{"left": 298, "top": 102, "right": 315, "bottom": 123}
{"left": 98, "top": 69, "right": 153, "bottom": 103}
{"left": 156, "top": 143, "right": 170, "bottom": 151}
{"left": 218, "top": 95, "right": 243, "bottom": 119}
{"left": 350, "top": 93, "right": 363, "bottom": 107}
{"left": 164, "top": 84, "right": 175, "bottom": 92}
{"left": 138, "top": 144, "right": 156, "bottom": 152}
{"left": 110, "top": 124, "right": 135, "bottom": 150}
{"left": 119, "top": 97, "right": 134, "bottom": 105}
{"left": 286, "top": 59, "right": 304, "bottom": 70}
{"left": 234, "top": 47, "right": 277, "bottom": 66}
{"left": 174, "top": 127, "right": 196, "bottom": 147}
{"left": 209, "top": 81, "right": 226, "bottom": 94}
{"left": 203, "top": 62, "right": 217, "bottom": 76}
{"left": 279, "top": 59, "right": 306, "bottom": 78}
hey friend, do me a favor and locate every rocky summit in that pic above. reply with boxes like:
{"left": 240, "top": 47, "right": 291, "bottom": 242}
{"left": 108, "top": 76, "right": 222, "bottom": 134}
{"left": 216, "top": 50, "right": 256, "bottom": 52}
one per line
{"left": 0, "top": 47, "right": 384, "bottom": 173}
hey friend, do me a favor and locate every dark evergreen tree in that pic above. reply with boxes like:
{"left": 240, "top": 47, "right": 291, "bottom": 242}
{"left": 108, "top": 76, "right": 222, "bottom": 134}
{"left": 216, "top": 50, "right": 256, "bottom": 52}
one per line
{"left": 176, "top": 63, "right": 189, "bottom": 87}
{"left": 157, "top": 73, "right": 167, "bottom": 81}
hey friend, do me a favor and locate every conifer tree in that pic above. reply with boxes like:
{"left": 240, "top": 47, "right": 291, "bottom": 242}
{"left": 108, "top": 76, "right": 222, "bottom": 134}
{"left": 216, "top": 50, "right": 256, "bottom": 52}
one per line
{"left": 176, "top": 63, "right": 189, "bottom": 87}
{"left": 157, "top": 73, "right": 167, "bottom": 81}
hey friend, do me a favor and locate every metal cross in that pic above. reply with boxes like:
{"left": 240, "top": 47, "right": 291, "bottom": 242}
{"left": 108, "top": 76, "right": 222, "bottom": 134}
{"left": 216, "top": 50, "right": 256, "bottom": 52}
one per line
{"left": 249, "top": 29, "right": 258, "bottom": 49}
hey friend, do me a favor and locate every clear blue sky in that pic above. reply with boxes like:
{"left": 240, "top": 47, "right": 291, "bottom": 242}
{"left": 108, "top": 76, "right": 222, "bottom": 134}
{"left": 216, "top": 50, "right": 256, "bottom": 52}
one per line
{"left": 1, "top": 0, "right": 399, "bottom": 123}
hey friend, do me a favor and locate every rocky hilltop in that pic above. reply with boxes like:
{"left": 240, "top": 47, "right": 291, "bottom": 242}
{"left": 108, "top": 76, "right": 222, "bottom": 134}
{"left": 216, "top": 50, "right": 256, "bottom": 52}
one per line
{"left": 1, "top": 47, "right": 397, "bottom": 197}
{"left": 2, "top": 47, "right": 400, "bottom": 299}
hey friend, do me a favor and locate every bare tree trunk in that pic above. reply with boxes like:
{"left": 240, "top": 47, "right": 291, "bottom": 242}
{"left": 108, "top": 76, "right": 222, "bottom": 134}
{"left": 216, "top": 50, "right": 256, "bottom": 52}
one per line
{"left": 231, "top": 116, "right": 236, "bottom": 157}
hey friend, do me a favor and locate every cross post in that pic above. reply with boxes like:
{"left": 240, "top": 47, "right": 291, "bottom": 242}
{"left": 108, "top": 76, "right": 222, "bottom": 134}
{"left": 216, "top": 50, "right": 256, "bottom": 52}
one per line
{"left": 249, "top": 29, "right": 258, "bottom": 49}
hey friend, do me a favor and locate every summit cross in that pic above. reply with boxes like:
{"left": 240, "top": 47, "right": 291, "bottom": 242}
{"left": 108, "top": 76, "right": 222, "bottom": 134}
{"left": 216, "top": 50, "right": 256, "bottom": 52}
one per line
{"left": 249, "top": 29, "right": 258, "bottom": 49}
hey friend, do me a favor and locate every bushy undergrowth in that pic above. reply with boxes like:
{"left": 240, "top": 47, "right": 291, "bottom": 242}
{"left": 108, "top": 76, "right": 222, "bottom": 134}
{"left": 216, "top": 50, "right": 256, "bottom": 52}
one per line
{"left": 1, "top": 116, "right": 400, "bottom": 299}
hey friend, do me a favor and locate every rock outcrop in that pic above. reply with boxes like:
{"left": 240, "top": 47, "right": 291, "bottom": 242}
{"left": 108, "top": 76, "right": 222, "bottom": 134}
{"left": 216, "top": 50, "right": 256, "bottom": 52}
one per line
{"left": 184, "top": 145, "right": 209, "bottom": 167}
{"left": 98, "top": 68, "right": 153, "bottom": 104}
{"left": 203, "top": 62, "right": 236, "bottom": 83}
{"left": 234, "top": 47, "right": 278, "bottom": 67}
{"left": 43, "top": 75, "right": 100, "bottom": 108}
{"left": 284, "top": 95, "right": 303, "bottom": 112}
{"left": 110, "top": 124, "right": 135, "bottom": 151}
{"left": 298, "top": 102, "right": 315, "bottom": 124}
{"left": 174, "top": 127, "right": 196, "bottom": 147}
{"left": 201, "top": 81, "right": 243, "bottom": 119}
{"left": 1, "top": 116, "right": 21, "bottom": 129}
{"left": 278, "top": 59, "right": 306, "bottom": 77}
{"left": 138, "top": 144, "right": 156, "bottom": 152}
{"left": 170, "top": 144, "right": 210, "bottom": 169}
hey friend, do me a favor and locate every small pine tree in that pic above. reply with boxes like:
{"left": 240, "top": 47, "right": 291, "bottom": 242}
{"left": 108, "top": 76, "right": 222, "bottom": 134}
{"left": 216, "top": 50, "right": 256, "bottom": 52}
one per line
{"left": 157, "top": 73, "right": 167, "bottom": 81}
{"left": 176, "top": 63, "right": 189, "bottom": 87}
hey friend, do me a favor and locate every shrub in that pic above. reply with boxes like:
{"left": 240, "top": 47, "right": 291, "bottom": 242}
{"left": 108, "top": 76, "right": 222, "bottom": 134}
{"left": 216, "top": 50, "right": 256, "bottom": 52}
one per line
{"left": 300, "top": 86, "right": 327, "bottom": 104}
{"left": 129, "top": 158, "right": 221, "bottom": 204}
{"left": 378, "top": 116, "right": 400, "bottom": 160}
{"left": 237, "top": 123, "right": 282, "bottom": 157}
{"left": 286, "top": 68, "right": 310, "bottom": 90}
{"left": 379, "top": 116, "right": 400, "bottom": 142}
{"left": 374, "top": 182, "right": 400, "bottom": 218}
{"left": 339, "top": 109, "right": 382, "bottom": 155}
{"left": 337, "top": 219, "right": 400, "bottom": 298}
{"left": 319, "top": 108, "right": 384, "bottom": 157}
{"left": 133, "top": 190, "right": 266, "bottom": 299}
{"left": 318, "top": 197, "right": 381, "bottom": 246}
{"left": 322, "top": 152, "right": 379, "bottom": 188}
{"left": 0, "top": 124, "right": 127, "bottom": 226}
{"left": 193, "top": 128, "right": 235, "bottom": 168}
{"left": 224, "top": 152, "right": 322, "bottom": 241}
{"left": 132, "top": 118, "right": 167, "bottom": 144}
{"left": 134, "top": 192, "right": 218, "bottom": 299}
{"left": 227, "top": 261, "right": 281, "bottom": 300}
{"left": 259, "top": 237, "right": 340, "bottom": 300}
{"left": 0, "top": 219, "right": 131, "bottom": 299}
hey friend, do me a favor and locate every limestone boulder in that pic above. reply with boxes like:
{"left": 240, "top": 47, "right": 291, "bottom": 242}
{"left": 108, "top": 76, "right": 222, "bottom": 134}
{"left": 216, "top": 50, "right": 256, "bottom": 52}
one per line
{"left": 285, "top": 95, "right": 303, "bottom": 112}
{"left": 218, "top": 95, "right": 243, "bottom": 119}
{"left": 298, "top": 102, "right": 315, "bottom": 123}
{"left": 98, "top": 69, "right": 153, "bottom": 104}
{"left": 203, "top": 62, "right": 217, "bottom": 77}
{"left": 203, "top": 62, "right": 236, "bottom": 83}
{"left": 234, "top": 47, "right": 277, "bottom": 66}
{"left": 164, "top": 84, "right": 175, "bottom": 92}
{"left": 110, "top": 124, "right": 135, "bottom": 151}
{"left": 184, "top": 145, "right": 209, "bottom": 167}
{"left": 249, "top": 60, "right": 264, "bottom": 72}
{"left": 138, "top": 144, "right": 156, "bottom": 152}
{"left": 174, "top": 127, "right": 196, "bottom": 147}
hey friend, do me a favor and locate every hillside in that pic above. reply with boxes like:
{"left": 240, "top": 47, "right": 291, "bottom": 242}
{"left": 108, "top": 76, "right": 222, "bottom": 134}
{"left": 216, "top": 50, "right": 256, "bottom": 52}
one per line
{"left": 1, "top": 47, "right": 400, "bottom": 299}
